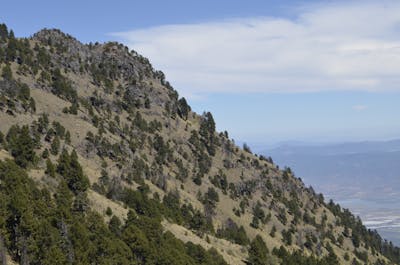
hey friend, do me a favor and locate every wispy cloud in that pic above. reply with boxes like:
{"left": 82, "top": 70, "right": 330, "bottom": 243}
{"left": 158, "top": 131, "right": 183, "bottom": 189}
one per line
{"left": 113, "top": 1, "right": 400, "bottom": 99}
{"left": 352, "top": 105, "right": 368, "bottom": 111}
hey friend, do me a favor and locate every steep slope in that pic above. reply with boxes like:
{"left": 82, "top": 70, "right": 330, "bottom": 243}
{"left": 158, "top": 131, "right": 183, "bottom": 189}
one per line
{"left": 0, "top": 24, "right": 399, "bottom": 265}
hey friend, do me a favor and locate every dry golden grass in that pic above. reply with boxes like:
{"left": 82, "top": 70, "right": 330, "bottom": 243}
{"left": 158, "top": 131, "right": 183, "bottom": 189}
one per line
{"left": 0, "top": 149, "right": 12, "bottom": 161}
{"left": 162, "top": 220, "right": 247, "bottom": 265}
{"left": 5, "top": 254, "right": 18, "bottom": 265}
{"left": 0, "top": 55, "right": 391, "bottom": 265}
{"left": 88, "top": 190, "right": 128, "bottom": 222}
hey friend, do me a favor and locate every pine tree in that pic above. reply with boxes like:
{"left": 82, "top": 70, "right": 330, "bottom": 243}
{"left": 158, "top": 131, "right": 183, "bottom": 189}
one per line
{"left": 29, "top": 97, "right": 36, "bottom": 113}
{"left": 177, "top": 97, "right": 190, "bottom": 120}
{"left": 50, "top": 136, "right": 60, "bottom": 155}
{"left": 199, "top": 112, "right": 216, "bottom": 156}
{"left": 57, "top": 149, "right": 70, "bottom": 175}
{"left": 57, "top": 149, "right": 89, "bottom": 194}
{"left": 248, "top": 235, "right": 270, "bottom": 265}
{"left": 42, "top": 148, "right": 49, "bottom": 159}
{"left": 65, "top": 131, "right": 71, "bottom": 145}
{"left": 1, "top": 64, "right": 12, "bottom": 80}
{"left": 45, "top": 159, "right": 56, "bottom": 177}
{"left": 7, "top": 125, "right": 36, "bottom": 168}
{"left": 54, "top": 180, "right": 73, "bottom": 219}
{"left": 0, "top": 23, "right": 8, "bottom": 42}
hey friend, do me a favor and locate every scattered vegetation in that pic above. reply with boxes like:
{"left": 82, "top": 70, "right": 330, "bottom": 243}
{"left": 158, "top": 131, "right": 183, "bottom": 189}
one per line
{"left": 0, "top": 22, "right": 398, "bottom": 265}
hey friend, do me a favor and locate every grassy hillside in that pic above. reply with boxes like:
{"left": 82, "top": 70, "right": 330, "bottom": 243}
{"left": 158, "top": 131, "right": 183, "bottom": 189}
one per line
{"left": 0, "top": 23, "right": 399, "bottom": 264}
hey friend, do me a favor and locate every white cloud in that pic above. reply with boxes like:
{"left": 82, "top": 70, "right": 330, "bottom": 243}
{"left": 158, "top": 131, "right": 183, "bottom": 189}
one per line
{"left": 112, "top": 1, "right": 400, "bottom": 99}
{"left": 352, "top": 105, "right": 368, "bottom": 111}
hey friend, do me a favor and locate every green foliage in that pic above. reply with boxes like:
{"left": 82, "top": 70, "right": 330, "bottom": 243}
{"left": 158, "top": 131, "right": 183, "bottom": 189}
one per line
{"left": 29, "top": 97, "right": 36, "bottom": 113}
{"left": 0, "top": 23, "right": 8, "bottom": 42}
{"left": 193, "top": 173, "right": 203, "bottom": 185}
{"left": 36, "top": 46, "right": 51, "bottom": 69}
{"left": 2, "top": 23, "right": 398, "bottom": 265}
{"left": 210, "top": 170, "right": 228, "bottom": 194}
{"left": 57, "top": 149, "right": 90, "bottom": 194}
{"left": 45, "top": 158, "right": 56, "bottom": 177}
{"left": 199, "top": 112, "right": 216, "bottom": 156}
{"left": 325, "top": 199, "right": 400, "bottom": 264}
{"left": 1, "top": 64, "right": 12, "bottom": 80}
{"left": 17, "top": 83, "right": 30, "bottom": 101}
{"left": 0, "top": 156, "right": 227, "bottom": 265}
{"left": 122, "top": 185, "right": 162, "bottom": 219}
{"left": 251, "top": 201, "right": 268, "bottom": 228}
{"left": 216, "top": 218, "right": 249, "bottom": 245}
{"left": 270, "top": 225, "right": 277, "bottom": 237}
{"left": 121, "top": 212, "right": 224, "bottom": 265}
{"left": 163, "top": 191, "right": 183, "bottom": 223}
{"left": 66, "top": 102, "right": 79, "bottom": 115}
{"left": 243, "top": 143, "right": 252, "bottom": 153}
{"left": 132, "top": 111, "right": 148, "bottom": 131}
{"left": 65, "top": 131, "right": 71, "bottom": 144}
{"left": 42, "top": 148, "right": 49, "bottom": 159}
{"left": 185, "top": 242, "right": 227, "bottom": 265}
{"left": 272, "top": 246, "right": 339, "bottom": 265}
{"left": 281, "top": 229, "right": 292, "bottom": 245}
{"left": 144, "top": 96, "right": 150, "bottom": 109}
{"left": 175, "top": 159, "right": 189, "bottom": 181}
{"left": 50, "top": 136, "right": 60, "bottom": 155}
{"left": 189, "top": 130, "right": 212, "bottom": 179}
{"left": 354, "top": 249, "right": 368, "bottom": 263}
{"left": 5, "top": 31, "right": 17, "bottom": 62}
{"left": 109, "top": 215, "right": 122, "bottom": 235}
{"left": 153, "top": 134, "right": 171, "bottom": 164}
{"left": 248, "top": 235, "right": 270, "bottom": 265}
{"left": 201, "top": 187, "right": 219, "bottom": 216}
{"left": 52, "top": 121, "right": 66, "bottom": 138}
{"left": 105, "top": 207, "right": 113, "bottom": 216}
{"left": 51, "top": 68, "right": 78, "bottom": 102}
{"left": 6, "top": 125, "right": 37, "bottom": 168}
{"left": 122, "top": 187, "right": 214, "bottom": 235}
{"left": 177, "top": 97, "right": 191, "bottom": 120}
{"left": 37, "top": 113, "right": 49, "bottom": 133}
{"left": 0, "top": 79, "right": 35, "bottom": 113}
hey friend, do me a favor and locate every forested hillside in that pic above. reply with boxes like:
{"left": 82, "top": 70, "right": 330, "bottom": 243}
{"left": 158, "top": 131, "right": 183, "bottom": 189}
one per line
{"left": 0, "top": 23, "right": 399, "bottom": 265}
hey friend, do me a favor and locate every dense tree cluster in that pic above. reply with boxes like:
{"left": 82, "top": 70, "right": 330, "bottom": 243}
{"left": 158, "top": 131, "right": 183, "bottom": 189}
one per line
{"left": 0, "top": 78, "right": 36, "bottom": 114}
{"left": 0, "top": 160, "right": 228, "bottom": 265}
{"left": 247, "top": 235, "right": 271, "bottom": 265}
{"left": 121, "top": 187, "right": 215, "bottom": 235}
{"left": 272, "top": 246, "right": 339, "bottom": 265}
{"left": 216, "top": 218, "right": 249, "bottom": 245}
{"left": 57, "top": 149, "right": 90, "bottom": 194}
{"left": 326, "top": 200, "right": 400, "bottom": 264}
{"left": 6, "top": 125, "right": 37, "bottom": 168}
{"left": 250, "top": 201, "right": 270, "bottom": 229}
{"left": 51, "top": 68, "right": 78, "bottom": 103}
{"left": 189, "top": 130, "right": 212, "bottom": 184}
{"left": 210, "top": 170, "right": 228, "bottom": 194}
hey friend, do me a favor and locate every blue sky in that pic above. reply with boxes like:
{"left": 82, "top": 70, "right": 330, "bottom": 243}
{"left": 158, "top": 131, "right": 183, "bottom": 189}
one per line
{"left": 2, "top": 0, "right": 400, "bottom": 148}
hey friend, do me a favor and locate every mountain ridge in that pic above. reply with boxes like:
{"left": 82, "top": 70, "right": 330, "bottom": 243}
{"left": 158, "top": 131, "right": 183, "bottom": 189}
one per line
{"left": 0, "top": 23, "right": 399, "bottom": 265}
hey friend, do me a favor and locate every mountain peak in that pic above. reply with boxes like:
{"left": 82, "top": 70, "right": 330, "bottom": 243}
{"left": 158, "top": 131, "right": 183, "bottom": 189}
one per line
{"left": 33, "top": 28, "right": 81, "bottom": 47}
{"left": 0, "top": 23, "right": 399, "bottom": 265}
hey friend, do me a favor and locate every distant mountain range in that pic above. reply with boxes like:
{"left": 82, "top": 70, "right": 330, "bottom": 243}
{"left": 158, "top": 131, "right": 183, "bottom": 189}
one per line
{"left": 263, "top": 139, "right": 400, "bottom": 245}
